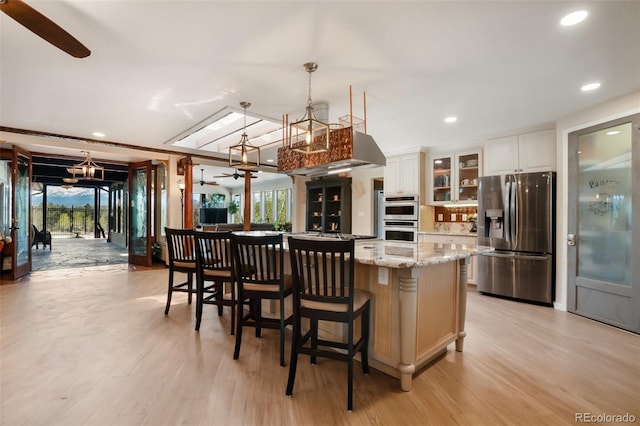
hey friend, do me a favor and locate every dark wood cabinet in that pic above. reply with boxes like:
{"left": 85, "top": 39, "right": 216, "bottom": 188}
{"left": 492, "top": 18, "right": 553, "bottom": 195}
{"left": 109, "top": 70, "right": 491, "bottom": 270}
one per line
{"left": 306, "top": 178, "right": 351, "bottom": 234}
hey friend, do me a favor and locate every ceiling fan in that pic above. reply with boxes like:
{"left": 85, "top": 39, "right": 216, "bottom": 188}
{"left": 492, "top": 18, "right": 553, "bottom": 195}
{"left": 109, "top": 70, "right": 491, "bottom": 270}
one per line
{"left": 213, "top": 170, "right": 257, "bottom": 180}
{"left": 198, "top": 169, "right": 219, "bottom": 186}
{"left": 0, "top": 0, "right": 90, "bottom": 58}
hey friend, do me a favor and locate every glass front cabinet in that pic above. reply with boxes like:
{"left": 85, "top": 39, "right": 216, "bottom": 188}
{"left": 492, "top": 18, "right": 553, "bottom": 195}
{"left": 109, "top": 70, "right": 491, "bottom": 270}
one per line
{"left": 429, "top": 149, "right": 482, "bottom": 205}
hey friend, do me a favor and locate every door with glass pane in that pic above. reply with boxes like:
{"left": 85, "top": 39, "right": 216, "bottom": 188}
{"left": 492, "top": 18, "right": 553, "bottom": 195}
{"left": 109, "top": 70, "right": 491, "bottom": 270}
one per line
{"left": 0, "top": 147, "right": 32, "bottom": 279}
{"left": 128, "top": 161, "right": 152, "bottom": 266}
{"left": 567, "top": 114, "right": 639, "bottom": 333}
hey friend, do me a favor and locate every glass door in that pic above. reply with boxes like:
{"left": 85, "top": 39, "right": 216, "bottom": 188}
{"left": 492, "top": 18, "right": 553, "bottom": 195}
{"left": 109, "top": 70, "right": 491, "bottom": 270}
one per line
{"left": 432, "top": 155, "right": 452, "bottom": 203}
{"left": 567, "top": 114, "right": 639, "bottom": 333}
{"left": 0, "top": 147, "right": 31, "bottom": 279}
{"left": 456, "top": 152, "right": 479, "bottom": 203}
{"left": 129, "top": 161, "right": 152, "bottom": 266}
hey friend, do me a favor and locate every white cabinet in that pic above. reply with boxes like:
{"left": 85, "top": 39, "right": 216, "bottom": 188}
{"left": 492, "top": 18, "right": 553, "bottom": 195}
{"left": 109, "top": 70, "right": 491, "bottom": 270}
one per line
{"left": 418, "top": 233, "right": 478, "bottom": 284}
{"left": 384, "top": 151, "right": 425, "bottom": 199}
{"left": 427, "top": 149, "right": 482, "bottom": 205}
{"left": 484, "top": 129, "right": 556, "bottom": 175}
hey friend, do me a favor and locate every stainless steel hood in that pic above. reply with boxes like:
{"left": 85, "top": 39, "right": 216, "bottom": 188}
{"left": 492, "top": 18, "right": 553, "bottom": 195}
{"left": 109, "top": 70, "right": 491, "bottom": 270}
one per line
{"left": 277, "top": 128, "right": 386, "bottom": 177}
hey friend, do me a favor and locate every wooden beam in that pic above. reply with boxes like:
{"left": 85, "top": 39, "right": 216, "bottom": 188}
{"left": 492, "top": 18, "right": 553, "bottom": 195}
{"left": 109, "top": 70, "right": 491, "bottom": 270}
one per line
{"left": 184, "top": 156, "right": 193, "bottom": 229}
{"left": 243, "top": 172, "right": 251, "bottom": 231}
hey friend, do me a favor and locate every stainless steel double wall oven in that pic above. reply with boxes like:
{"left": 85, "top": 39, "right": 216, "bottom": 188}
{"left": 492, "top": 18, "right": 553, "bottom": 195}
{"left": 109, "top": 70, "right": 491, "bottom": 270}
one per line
{"left": 383, "top": 195, "right": 419, "bottom": 243}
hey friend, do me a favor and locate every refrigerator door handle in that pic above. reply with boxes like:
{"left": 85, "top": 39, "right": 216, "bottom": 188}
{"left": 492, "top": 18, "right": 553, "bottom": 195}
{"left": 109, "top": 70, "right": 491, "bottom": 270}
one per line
{"left": 504, "top": 180, "right": 511, "bottom": 246}
{"left": 511, "top": 177, "right": 518, "bottom": 249}
{"left": 481, "top": 251, "right": 550, "bottom": 261}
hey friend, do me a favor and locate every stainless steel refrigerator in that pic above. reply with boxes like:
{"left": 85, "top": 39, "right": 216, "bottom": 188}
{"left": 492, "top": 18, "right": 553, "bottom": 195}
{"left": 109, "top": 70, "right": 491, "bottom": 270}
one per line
{"left": 477, "top": 172, "right": 556, "bottom": 304}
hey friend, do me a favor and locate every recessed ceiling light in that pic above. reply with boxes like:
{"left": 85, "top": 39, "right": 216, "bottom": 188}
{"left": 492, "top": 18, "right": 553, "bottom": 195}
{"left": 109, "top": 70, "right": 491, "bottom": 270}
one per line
{"left": 561, "top": 10, "right": 588, "bottom": 26}
{"left": 444, "top": 116, "right": 457, "bottom": 124}
{"left": 266, "top": 159, "right": 274, "bottom": 163}
{"left": 92, "top": 132, "right": 106, "bottom": 138}
{"left": 606, "top": 130, "right": 620, "bottom": 136}
{"left": 581, "top": 82, "right": 601, "bottom": 92}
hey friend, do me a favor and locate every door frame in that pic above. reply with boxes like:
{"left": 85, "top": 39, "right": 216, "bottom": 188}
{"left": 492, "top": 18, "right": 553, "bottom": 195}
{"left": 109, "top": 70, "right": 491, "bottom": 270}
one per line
{"left": 566, "top": 113, "right": 640, "bottom": 333}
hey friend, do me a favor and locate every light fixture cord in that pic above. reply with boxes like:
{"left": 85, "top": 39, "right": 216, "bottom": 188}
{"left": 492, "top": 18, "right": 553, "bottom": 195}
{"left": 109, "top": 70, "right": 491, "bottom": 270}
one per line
{"left": 307, "top": 69, "right": 313, "bottom": 107}
{"left": 242, "top": 104, "right": 248, "bottom": 138}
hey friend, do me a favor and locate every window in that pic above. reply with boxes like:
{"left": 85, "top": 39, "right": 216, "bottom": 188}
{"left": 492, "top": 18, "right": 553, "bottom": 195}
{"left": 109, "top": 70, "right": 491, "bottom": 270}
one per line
{"left": 252, "top": 192, "right": 262, "bottom": 223}
{"left": 276, "top": 189, "right": 290, "bottom": 224}
{"left": 250, "top": 188, "right": 292, "bottom": 225}
{"left": 264, "top": 191, "right": 273, "bottom": 223}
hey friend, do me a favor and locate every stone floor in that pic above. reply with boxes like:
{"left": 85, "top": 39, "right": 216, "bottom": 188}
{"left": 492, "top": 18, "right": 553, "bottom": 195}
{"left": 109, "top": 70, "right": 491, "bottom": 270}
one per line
{"left": 31, "top": 236, "right": 129, "bottom": 271}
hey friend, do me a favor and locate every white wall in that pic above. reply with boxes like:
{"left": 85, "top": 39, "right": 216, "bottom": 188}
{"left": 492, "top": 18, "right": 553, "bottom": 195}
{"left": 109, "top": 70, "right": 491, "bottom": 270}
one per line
{"left": 554, "top": 90, "right": 640, "bottom": 310}
{"left": 350, "top": 166, "right": 385, "bottom": 236}
{"left": 292, "top": 176, "right": 310, "bottom": 233}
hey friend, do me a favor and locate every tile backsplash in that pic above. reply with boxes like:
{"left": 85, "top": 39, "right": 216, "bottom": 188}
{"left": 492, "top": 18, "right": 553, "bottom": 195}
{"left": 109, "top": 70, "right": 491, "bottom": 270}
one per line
{"left": 434, "top": 206, "right": 477, "bottom": 233}
{"left": 434, "top": 222, "right": 475, "bottom": 233}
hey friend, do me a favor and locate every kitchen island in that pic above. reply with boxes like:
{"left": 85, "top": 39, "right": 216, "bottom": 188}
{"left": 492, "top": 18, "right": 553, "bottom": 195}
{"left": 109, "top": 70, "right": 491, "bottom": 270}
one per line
{"left": 346, "top": 240, "right": 492, "bottom": 391}
{"left": 240, "top": 232, "right": 492, "bottom": 391}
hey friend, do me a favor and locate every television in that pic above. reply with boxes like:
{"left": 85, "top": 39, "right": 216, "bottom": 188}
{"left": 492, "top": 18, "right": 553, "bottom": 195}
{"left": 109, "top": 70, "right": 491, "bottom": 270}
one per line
{"left": 200, "top": 208, "right": 228, "bottom": 224}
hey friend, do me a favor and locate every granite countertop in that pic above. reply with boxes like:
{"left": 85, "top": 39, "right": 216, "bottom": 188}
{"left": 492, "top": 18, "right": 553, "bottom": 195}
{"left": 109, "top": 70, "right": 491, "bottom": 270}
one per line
{"left": 233, "top": 232, "right": 493, "bottom": 269}
{"left": 354, "top": 240, "right": 493, "bottom": 269}
{"left": 419, "top": 231, "right": 478, "bottom": 237}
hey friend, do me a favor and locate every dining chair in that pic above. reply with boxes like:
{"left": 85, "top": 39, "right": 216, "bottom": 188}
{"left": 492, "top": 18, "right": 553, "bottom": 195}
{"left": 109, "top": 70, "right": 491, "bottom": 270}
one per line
{"left": 286, "top": 237, "right": 371, "bottom": 411}
{"left": 231, "top": 233, "right": 293, "bottom": 367}
{"left": 164, "top": 227, "right": 197, "bottom": 315}
{"left": 193, "top": 230, "right": 237, "bottom": 333}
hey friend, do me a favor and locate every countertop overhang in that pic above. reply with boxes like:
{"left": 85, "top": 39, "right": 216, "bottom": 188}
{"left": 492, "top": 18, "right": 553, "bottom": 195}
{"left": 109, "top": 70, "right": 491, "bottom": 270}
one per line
{"left": 233, "top": 231, "right": 493, "bottom": 269}
{"left": 353, "top": 240, "right": 493, "bottom": 269}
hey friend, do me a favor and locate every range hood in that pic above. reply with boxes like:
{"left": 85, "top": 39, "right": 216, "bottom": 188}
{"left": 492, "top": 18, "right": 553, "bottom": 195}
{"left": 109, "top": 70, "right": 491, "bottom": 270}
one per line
{"left": 277, "top": 127, "right": 386, "bottom": 177}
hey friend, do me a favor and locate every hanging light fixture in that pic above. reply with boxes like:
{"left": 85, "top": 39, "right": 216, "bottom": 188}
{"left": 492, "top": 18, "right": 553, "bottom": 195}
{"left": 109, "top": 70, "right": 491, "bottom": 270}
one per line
{"left": 229, "top": 101, "right": 260, "bottom": 171}
{"left": 68, "top": 151, "right": 104, "bottom": 181}
{"left": 288, "top": 62, "right": 330, "bottom": 154}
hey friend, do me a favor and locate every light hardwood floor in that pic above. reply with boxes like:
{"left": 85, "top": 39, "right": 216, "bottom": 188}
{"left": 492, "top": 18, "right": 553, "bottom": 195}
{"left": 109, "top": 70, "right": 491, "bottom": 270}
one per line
{"left": 1, "top": 266, "right": 638, "bottom": 425}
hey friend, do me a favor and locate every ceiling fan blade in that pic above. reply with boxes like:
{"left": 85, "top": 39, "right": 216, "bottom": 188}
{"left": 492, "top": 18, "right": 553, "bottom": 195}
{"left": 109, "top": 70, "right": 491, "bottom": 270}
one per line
{"left": 0, "top": 0, "right": 90, "bottom": 58}
{"left": 204, "top": 182, "right": 219, "bottom": 186}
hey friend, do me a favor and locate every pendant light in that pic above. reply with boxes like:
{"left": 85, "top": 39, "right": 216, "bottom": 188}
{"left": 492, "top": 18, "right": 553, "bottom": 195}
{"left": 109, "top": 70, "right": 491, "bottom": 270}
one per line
{"left": 288, "top": 62, "right": 330, "bottom": 154}
{"left": 68, "top": 151, "right": 104, "bottom": 181}
{"left": 229, "top": 101, "right": 260, "bottom": 171}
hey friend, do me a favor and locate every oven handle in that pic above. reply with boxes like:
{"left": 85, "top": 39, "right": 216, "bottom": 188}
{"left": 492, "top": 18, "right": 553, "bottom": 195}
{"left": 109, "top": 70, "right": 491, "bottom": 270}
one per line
{"left": 384, "top": 221, "right": 419, "bottom": 227}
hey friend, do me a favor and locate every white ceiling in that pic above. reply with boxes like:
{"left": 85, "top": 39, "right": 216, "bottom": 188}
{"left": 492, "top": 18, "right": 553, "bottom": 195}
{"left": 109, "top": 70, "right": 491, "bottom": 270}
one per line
{"left": 1, "top": 1, "right": 639, "bottom": 184}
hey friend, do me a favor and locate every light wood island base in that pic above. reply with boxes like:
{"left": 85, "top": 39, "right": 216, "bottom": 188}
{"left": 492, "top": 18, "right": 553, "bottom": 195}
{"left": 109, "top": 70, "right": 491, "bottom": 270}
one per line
{"left": 354, "top": 256, "right": 469, "bottom": 391}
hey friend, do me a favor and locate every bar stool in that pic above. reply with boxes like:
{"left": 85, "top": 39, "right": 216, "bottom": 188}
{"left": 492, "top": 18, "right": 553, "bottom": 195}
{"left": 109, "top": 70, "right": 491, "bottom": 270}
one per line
{"left": 286, "top": 237, "right": 371, "bottom": 411}
{"left": 193, "top": 230, "right": 237, "bottom": 333}
{"left": 164, "top": 227, "right": 197, "bottom": 315}
{"left": 231, "top": 233, "right": 293, "bottom": 367}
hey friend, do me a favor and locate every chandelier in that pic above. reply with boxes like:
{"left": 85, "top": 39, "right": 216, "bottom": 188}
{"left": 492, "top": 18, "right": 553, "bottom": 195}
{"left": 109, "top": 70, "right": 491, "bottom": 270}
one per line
{"left": 288, "top": 62, "right": 330, "bottom": 154}
{"left": 229, "top": 101, "right": 260, "bottom": 171}
{"left": 68, "top": 151, "right": 104, "bottom": 181}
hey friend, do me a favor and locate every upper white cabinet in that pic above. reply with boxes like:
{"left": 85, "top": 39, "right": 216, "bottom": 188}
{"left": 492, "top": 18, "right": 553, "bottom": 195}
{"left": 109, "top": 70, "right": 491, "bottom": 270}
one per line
{"left": 484, "top": 129, "right": 556, "bottom": 175}
{"left": 384, "top": 151, "right": 425, "bottom": 200}
{"left": 427, "top": 148, "right": 482, "bottom": 205}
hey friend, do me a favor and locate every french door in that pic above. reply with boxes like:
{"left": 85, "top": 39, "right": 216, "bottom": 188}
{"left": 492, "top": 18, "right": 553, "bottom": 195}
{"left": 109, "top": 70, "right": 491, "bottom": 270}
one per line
{"left": 0, "top": 146, "right": 32, "bottom": 280}
{"left": 128, "top": 161, "right": 153, "bottom": 266}
{"left": 567, "top": 113, "right": 640, "bottom": 333}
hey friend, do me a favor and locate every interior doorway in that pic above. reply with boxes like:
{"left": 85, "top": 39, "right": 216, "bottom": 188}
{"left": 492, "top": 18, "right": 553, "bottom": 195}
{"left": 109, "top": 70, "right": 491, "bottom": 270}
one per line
{"left": 30, "top": 185, "right": 127, "bottom": 272}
